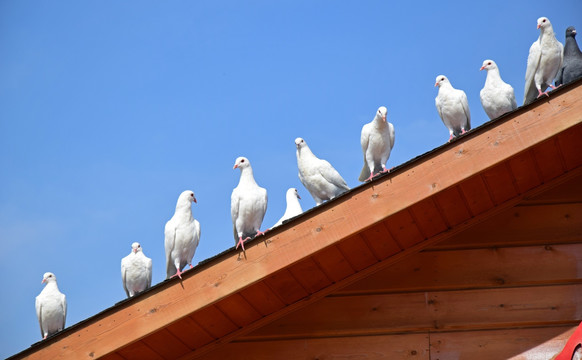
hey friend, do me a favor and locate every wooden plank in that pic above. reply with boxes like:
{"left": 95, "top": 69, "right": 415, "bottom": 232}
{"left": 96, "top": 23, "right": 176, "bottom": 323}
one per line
{"left": 358, "top": 223, "right": 401, "bottom": 260}
{"left": 508, "top": 151, "right": 543, "bottom": 194}
{"left": 202, "top": 334, "right": 430, "bottom": 360}
{"left": 557, "top": 124, "right": 582, "bottom": 170}
{"left": 165, "top": 316, "right": 215, "bottom": 350}
{"left": 523, "top": 172, "right": 582, "bottom": 205}
{"left": 458, "top": 175, "right": 495, "bottom": 216}
{"left": 311, "top": 246, "right": 355, "bottom": 283}
{"left": 532, "top": 138, "right": 566, "bottom": 182}
{"left": 336, "top": 234, "right": 378, "bottom": 271}
{"left": 287, "top": 257, "right": 333, "bottom": 294}
{"left": 433, "top": 185, "right": 472, "bottom": 227}
{"left": 141, "top": 329, "right": 192, "bottom": 360}
{"left": 116, "top": 341, "right": 164, "bottom": 360}
{"left": 433, "top": 203, "right": 582, "bottom": 250}
{"left": 263, "top": 269, "right": 309, "bottom": 305}
{"left": 238, "top": 281, "right": 285, "bottom": 317}
{"left": 409, "top": 198, "right": 448, "bottom": 238}
{"left": 482, "top": 163, "right": 519, "bottom": 205}
{"left": 384, "top": 210, "right": 425, "bottom": 248}
{"left": 244, "top": 284, "right": 582, "bottom": 339}
{"left": 99, "top": 353, "right": 126, "bottom": 360}
{"left": 214, "top": 293, "right": 262, "bottom": 328}
{"left": 190, "top": 306, "right": 238, "bottom": 339}
{"left": 338, "top": 244, "right": 582, "bottom": 294}
{"left": 18, "top": 82, "right": 582, "bottom": 360}
{"left": 431, "top": 326, "right": 577, "bottom": 360}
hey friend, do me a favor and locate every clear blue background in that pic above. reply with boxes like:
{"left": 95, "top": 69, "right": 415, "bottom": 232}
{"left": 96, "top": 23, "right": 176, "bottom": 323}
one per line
{"left": 0, "top": 1, "right": 580, "bottom": 357}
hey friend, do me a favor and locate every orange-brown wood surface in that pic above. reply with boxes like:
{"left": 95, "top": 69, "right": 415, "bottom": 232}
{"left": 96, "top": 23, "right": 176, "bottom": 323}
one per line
{"left": 10, "top": 81, "right": 582, "bottom": 360}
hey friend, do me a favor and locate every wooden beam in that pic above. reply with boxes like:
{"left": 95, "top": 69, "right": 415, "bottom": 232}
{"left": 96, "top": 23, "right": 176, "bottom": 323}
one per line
{"left": 16, "top": 82, "right": 582, "bottom": 360}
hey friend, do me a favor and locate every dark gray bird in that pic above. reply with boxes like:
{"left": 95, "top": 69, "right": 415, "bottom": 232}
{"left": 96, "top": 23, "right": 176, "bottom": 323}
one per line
{"left": 556, "top": 26, "right": 582, "bottom": 86}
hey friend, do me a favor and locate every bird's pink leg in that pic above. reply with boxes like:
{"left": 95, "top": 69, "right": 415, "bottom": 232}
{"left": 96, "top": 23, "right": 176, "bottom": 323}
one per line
{"left": 256, "top": 229, "right": 269, "bottom": 237}
{"left": 537, "top": 88, "right": 550, "bottom": 98}
{"left": 43, "top": 335, "right": 47, "bottom": 340}
{"left": 236, "top": 236, "right": 250, "bottom": 251}
{"left": 381, "top": 166, "right": 393, "bottom": 174}
{"left": 448, "top": 134, "right": 454, "bottom": 143}
{"left": 365, "top": 173, "right": 374, "bottom": 182}
{"left": 461, "top": 129, "right": 467, "bottom": 135}
{"left": 549, "top": 84, "right": 561, "bottom": 89}
{"left": 170, "top": 267, "right": 185, "bottom": 280}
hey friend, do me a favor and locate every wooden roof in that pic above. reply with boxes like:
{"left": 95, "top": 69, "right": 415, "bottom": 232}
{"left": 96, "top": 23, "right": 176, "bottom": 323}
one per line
{"left": 11, "top": 79, "right": 582, "bottom": 360}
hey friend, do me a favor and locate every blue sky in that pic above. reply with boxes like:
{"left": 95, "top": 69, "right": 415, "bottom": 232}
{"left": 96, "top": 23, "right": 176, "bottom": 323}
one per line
{"left": 0, "top": 1, "right": 580, "bottom": 357}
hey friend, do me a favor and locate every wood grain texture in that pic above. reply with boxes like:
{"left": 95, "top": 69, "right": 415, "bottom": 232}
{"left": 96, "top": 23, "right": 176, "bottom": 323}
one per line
{"left": 203, "top": 334, "right": 430, "bottom": 360}
{"left": 339, "top": 244, "right": 582, "bottom": 294}
{"left": 431, "top": 326, "right": 577, "bottom": 360}
{"left": 244, "top": 285, "right": 582, "bottom": 339}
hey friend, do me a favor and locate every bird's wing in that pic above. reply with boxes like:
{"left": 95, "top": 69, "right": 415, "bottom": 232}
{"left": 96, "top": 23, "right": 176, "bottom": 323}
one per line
{"left": 36, "top": 297, "right": 43, "bottom": 337}
{"left": 121, "top": 259, "right": 129, "bottom": 297}
{"left": 389, "top": 122, "right": 396, "bottom": 150}
{"left": 164, "top": 221, "right": 177, "bottom": 277}
{"left": 60, "top": 294, "right": 67, "bottom": 329}
{"left": 524, "top": 40, "right": 542, "bottom": 104}
{"left": 319, "top": 160, "right": 349, "bottom": 190}
{"left": 258, "top": 187, "right": 268, "bottom": 226}
{"left": 359, "top": 124, "right": 371, "bottom": 181}
{"left": 460, "top": 91, "right": 471, "bottom": 130}
{"left": 146, "top": 257, "right": 153, "bottom": 288}
{"left": 231, "top": 189, "right": 241, "bottom": 241}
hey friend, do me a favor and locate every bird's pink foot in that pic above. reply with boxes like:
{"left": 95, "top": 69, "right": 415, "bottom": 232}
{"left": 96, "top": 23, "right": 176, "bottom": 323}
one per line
{"left": 365, "top": 173, "right": 374, "bottom": 182}
{"left": 188, "top": 264, "right": 194, "bottom": 269}
{"left": 236, "top": 236, "right": 250, "bottom": 251}
{"left": 256, "top": 229, "right": 268, "bottom": 237}
{"left": 550, "top": 84, "right": 561, "bottom": 90}
{"left": 461, "top": 129, "right": 467, "bottom": 135}
{"left": 43, "top": 335, "right": 47, "bottom": 340}
{"left": 537, "top": 89, "right": 550, "bottom": 98}
{"left": 448, "top": 134, "right": 454, "bottom": 142}
{"left": 381, "top": 167, "right": 392, "bottom": 174}
{"left": 170, "top": 267, "right": 185, "bottom": 280}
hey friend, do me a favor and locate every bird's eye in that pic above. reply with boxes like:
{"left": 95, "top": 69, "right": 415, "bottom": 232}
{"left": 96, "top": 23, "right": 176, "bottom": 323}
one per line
{"left": 488, "top": 62, "right": 492, "bottom": 65}
{"left": 543, "top": 19, "right": 546, "bottom": 23}
{"left": 241, "top": 159, "right": 245, "bottom": 163}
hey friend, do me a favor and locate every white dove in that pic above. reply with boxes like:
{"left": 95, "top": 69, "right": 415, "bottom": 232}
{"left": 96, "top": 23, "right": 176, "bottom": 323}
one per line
{"left": 121, "top": 242, "right": 152, "bottom": 297}
{"left": 35, "top": 272, "right": 67, "bottom": 339}
{"left": 231, "top": 156, "right": 268, "bottom": 251}
{"left": 480, "top": 59, "right": 517, "bottom": 120}
{"left": 523, "top": 17, "right": 563, "bottom": 105}
{"left": 435, "top": 75, "right": 471, "bottom": 142}
{"left": 273, "top": 188, "right": 303, "bottom": 227}
{"left": 164, "top": 190, "right": 200, "bottom": 279}
{"left": 296, "top": 137, "right": 350, "bottom": 205}
{"left": 359, "top": 106, "right": 395, "bottom": 182}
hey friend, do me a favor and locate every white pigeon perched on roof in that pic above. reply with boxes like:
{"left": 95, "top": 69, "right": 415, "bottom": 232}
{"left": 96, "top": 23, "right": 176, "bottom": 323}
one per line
{"left": 295, "top": 137, "right": 350, "bottom": 205}
{"left": 35, "top": 272, "right": 67, "bottom": 339}
{"left": 435, "top": 75, "right": 471, "bottom": 142}
{"left": 359, "top": 106, "right": 395, "bottom": 182}
{"left": 121, "top": 242, "right": 152, "bottom": 297}
{"left": 273, "top": 188, "right": 303, "bottom": 227}
{"left": 164, "top": 190, "right": 200, "bottom": 279}
{"left": 523, "top": 17, "right": 563, "bottom": 105}
{"left": 480, "top": 59, "right": 517, "bottom": 120}
{"left": 231, "top": 156, "right": 268, "bottom": 251}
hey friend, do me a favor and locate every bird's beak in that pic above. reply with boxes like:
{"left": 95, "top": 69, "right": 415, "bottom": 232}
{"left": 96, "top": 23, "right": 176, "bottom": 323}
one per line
{"left": 298, "top": 194, "right": 301, "bottom": 199}
{"left": 41, "top": 279, "right": 46, "bottom": 284}
{"left": 233, "top": 164, "right": 238, "bottom": 169}
{"left": 133, "top": 249, "right": 138, "bottom": 253}
{"left": 574, "top": 30, "right": 577, "bottom": 35}
{"left": 480, "top": 66, "right": 485, "bottom": 71}
{"left": 193, "top": 197, "right": 197, "bottom": 203}
{"left": 537, "top": 24, "right": 541, "bottom": 29}
{"left": 434, "top": 82, "right": 438, "bottom": 87}
{"left": 382, "top": 115, "right": 387, "bottom": 122}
